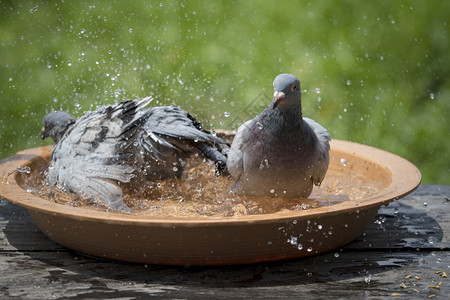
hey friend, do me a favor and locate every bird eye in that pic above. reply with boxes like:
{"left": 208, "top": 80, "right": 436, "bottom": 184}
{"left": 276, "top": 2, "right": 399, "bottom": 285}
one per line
{"left": 291, "top": 84, "right": 298, "bottom": 92}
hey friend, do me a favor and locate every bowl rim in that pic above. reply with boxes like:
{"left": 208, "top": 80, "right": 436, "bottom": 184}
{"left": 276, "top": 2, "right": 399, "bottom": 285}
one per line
{"left": 0, "top": 139, "right": 421, "bottom": 225}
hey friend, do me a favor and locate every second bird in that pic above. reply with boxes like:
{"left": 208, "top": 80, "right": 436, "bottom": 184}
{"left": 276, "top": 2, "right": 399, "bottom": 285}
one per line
{"left": 43, "top": 97, "right": 228, "bottom": 212}
{"left": 227, "top": 73, "right": 331, "bottom": 198}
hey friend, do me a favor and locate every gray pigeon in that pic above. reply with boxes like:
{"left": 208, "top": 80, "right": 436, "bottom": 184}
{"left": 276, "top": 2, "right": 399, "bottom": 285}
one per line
{"left": 41, "top": 111, "right": 76, "bottom": 143}
{"left": 227, "top": 73, "right": 330, "bottom": 198}
{"left": 45, "top": 97, "right": 228, "bottom": 212}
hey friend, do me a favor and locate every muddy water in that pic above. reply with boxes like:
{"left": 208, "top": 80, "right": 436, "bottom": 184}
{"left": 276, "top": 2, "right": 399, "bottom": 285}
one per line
{"left": 21, "top": 159, "right": 384, "bottom": 217}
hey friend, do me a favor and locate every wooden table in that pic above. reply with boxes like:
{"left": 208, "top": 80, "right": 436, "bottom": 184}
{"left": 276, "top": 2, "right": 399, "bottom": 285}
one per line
{"left": 1, "top": 184, "right": 449, "bottom": 299}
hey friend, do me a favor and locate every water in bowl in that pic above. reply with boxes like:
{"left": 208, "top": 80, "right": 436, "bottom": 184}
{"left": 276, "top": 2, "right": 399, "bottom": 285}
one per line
{"left": 20, "top": 157, "right": 384, "bottom": 217}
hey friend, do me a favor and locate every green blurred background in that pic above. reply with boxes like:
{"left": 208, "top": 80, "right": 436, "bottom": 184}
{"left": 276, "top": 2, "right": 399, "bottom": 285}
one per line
{"left": 1, "top": 1, "right": 449, "bottom": 184}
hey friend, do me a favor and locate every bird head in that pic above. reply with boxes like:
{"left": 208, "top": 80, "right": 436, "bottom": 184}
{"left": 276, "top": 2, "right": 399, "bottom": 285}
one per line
{"left": 42, "top": 111, "right": 76, "bottom": 143}
{"left": 272, "top": 73, "right": 301, "bottom": 110}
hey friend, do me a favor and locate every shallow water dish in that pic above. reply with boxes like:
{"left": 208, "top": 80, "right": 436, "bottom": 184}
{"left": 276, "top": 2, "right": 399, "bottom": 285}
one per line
{"left": 0, "top": 139, "right": 420, "bottom": 266}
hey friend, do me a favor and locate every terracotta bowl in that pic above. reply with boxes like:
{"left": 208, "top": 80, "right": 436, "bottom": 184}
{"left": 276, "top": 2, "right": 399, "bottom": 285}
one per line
{"left": 0, "top": 139, "right": 420, "bottom": 266}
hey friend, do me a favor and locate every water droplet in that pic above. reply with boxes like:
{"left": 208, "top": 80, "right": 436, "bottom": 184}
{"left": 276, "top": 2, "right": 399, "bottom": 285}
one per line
{"left": 292, "top": 220, "right": 297, "bottom": 225}
{"left": 424, "top": 202, "right": 428, "bottom": 207}
{"left": 318, "top": 225, "right": 323, "bottom": 230}
{"left": 307, "top": 247, "right": 313, "bottom": 252}
{"left": 340, "top": 158, "right": 347, "bottom": 167}
{"left": 16, "top": 166, "right": 31, "bottom": 174}
{"left": 267, "top": 241, "right": 272, "bottom": 245}
{"left": 364, "top": 274, "right": 372, "bottom": 284}
{"left": 334, "top": 253, "right": 339, "bottom": 258}
{"left": 256, "top": 122, "right": 263, "bottom": 130}
{"left": 30, "top": 6, "right": 38, "bottom": 13}
{"left": 270, "top": 189, "right": 275, "bottom": 194}
{"left": 430, "top": 93, "right": 435, "bottom": 100}
{"left": 290, "top": 237, "right": 298, "bottom": 245}
{"left": 346, "top": 80, "right": 352, "bottom": 86}
{"left": 224, "top": 111, "right": 230, "bottom": 117}
{"left": 156, "top": 183, "right": 161, "bottom": 188}
{"left": 172, "top": 167, "right": 178, "bottom": 172}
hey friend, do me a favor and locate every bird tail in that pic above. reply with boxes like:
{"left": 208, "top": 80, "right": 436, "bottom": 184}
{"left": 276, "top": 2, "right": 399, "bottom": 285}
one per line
{"left": 197, "top": 143, "right": 229, "bottom": 176}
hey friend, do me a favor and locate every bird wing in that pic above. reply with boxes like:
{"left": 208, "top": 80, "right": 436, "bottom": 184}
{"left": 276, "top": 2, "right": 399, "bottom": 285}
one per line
{"left": 226, "top": 118, "right": 255, "bottom": 181}
{"left": 303, "top": 117, "right": 331, "bottom": 186}
{"left": 120, "top": 106, "right": 228, "bottom": 163}
{"left": 48, "top": 157, "right": 134, "bottom": 211}
{"left": 53, "top": 97, "right": 151, "bottom": 159}
{"left": 48, "top": 98, "right": 151, "bottom": 211}
{"left": 143, "top": 106, "right": 224, "bottom": 143}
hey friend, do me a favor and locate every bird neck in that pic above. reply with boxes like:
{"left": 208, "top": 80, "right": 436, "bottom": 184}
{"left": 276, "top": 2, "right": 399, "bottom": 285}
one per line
{"left": 278, "top": 100, "right": 303, "bottom": 124}
{"left": 261, "top": 101, "right": 303, "bottom": 133}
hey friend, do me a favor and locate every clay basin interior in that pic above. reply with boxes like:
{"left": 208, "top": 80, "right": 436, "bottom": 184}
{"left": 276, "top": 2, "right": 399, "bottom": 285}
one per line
{"left": 0, "top": 139, "right": 421, "bottom": 266}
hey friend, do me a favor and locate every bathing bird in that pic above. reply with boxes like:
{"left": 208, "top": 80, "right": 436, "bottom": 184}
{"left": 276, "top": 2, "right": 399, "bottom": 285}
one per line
{"left": 43, "top": 97, "right": 227, "bottom": 212}
{"left": 226, "top": 73, "right": 330, "bottom": 198}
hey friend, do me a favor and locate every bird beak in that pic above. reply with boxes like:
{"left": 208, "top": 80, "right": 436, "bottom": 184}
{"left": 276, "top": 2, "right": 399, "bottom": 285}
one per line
{"left": 272, "top": 91, "right": 285, "bottom": 109}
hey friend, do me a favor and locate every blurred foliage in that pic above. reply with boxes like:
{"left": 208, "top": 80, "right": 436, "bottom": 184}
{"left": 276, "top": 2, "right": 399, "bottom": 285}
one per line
{"left": 0, "top": 0, "right": 448, "bottom": 184}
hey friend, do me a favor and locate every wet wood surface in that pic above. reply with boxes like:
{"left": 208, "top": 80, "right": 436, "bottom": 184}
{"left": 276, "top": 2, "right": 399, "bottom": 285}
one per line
{"left": 1, "top": 184, "right": 449, "bottom": 299}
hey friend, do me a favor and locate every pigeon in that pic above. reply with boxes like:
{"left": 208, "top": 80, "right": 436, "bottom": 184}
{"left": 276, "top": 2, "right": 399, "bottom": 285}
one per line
{"left": 226, "top": 73, "right": 330, "bottom": 198}
{"left": 41, "top": 111, "right": 76, "bottom": 143}
{"left": 44, "top": 97, "right": 228, "bottom": 212}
